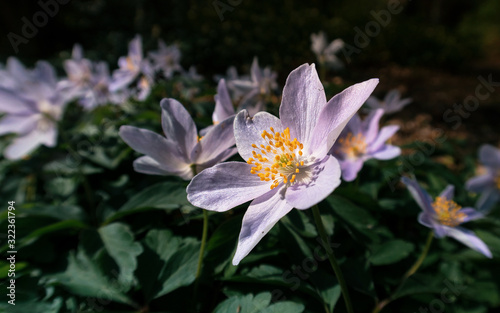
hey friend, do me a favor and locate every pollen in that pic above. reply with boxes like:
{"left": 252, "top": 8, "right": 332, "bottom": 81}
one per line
{"left": 432, "top": 196, "right": 466, "bottom": 227}
{"left": 337, "top": 132, "right": 367, "bottom": 159}
{"left": 248, "top": 127, "right": 304, "bottom": 189}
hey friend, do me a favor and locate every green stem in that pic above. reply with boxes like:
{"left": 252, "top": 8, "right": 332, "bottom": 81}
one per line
{"left": 195, "top": 209, "right": 209, "bottom": 279}
{"left": 312, "top": 205, "right": 354, "bottom": 313}
{"left": 371, "top": 231, "right": 434, "bottom": 313}
{"left": 193, "top": 209, "right": 209, "bottom": 305}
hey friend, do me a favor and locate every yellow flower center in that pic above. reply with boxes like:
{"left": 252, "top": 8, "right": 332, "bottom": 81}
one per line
{"left": 432, "top": 196, "right": 466, "bottom": 227}
{"left": 126, "top": 56, "right": 137, "bottom": 72}
{"left": 495, "top": 174, "right": 500, "bottom": 190}
{"left": 337, "top": 132, "right": 367, "bottom": 159}
{"left": 248, "top": 127, "right": 305, "bottom": 190}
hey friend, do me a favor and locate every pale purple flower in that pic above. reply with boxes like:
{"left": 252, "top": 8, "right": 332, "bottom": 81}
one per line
{"left": 109, "top": 35, "right": 153, "bottom": 100}
{"left": 200, "top": 78, "right": 235, "bottom": 136}
{"left": 119, "top": 98, "right": 237, "bottom": 180}
{"left": 227, "top": 57, "right": 278, "bottom": 116}
{"left": 402, "top": 177, "right": 492, "bottom": 258}
{"left": 365, "top": 89, "right": 412, "bottom": 114}
{"left": 60, "top": 45, "right": 127, "bottom": 109}
{"left": 0, "top": 61, "right": 70, "bottom": 159}
{"left": 330, "top": 109, "right": 400, "bottom": 181}
{"left": 466, "top": 144, "right": 500, "bottom": 212}
{"left": 148, "top": 40, "right": 182, "bottom": 79}
{"left": 187, "top": 64, "right": 378, "bottom": 265}
{"left": 310, "top": 31, "right": 345, "bottom": 69}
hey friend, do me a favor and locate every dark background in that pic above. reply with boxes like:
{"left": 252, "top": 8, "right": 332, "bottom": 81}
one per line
{"left": 1, "top": 0, "right": 500, "bottom": 147}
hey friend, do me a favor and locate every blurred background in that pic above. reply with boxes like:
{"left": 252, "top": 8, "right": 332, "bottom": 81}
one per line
{"left": 1, "top": 0, "right": 499, "bottom": 147}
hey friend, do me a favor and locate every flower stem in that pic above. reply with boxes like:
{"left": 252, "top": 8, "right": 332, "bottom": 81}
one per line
{"left": 193, "top": 209, "right": 209, "bottom": 303}
{"left": 312, "top": 205, "right": 354, "bottom": 313}
{"left": 196, "top": 209, "right": 209, "bottom": 279}
{"left": 371, "top": 231, "right": 434, "bottom": 313}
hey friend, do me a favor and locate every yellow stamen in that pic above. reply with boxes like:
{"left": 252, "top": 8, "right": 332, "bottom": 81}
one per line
{"left": 337, "top": 132, "right": 367, "bottom": 159}
{"left": 248, "top": 127, "right": 305, "bottom": 189}
{"left": 432, "top": 196, "right": 466, "bottom": 227}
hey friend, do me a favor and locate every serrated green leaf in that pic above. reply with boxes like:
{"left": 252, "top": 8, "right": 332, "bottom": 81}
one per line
{"left": 213, "top": 292, "right": 304, "bottom": 313}
{"left": 98, "top": 223, "right": 143, "bottom": 289}
{"left": 50, "top": 250, "right": 135, "bottom": 306}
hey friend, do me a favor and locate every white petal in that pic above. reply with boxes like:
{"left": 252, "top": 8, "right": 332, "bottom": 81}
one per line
{"left": 233, "top": 187, "right": 293, "bottom": 265}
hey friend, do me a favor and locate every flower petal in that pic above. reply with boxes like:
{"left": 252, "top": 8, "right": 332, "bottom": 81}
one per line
{"left": 234, "top": 110, "right": 283, "bottom": 162}
{"left": 371, "top": 146, "right": 401, "bottom": 160}
{"left": 418, "top": 212, "right": 433, "bottom": 228}
{"left": 119, "top": 125, "right": 189, "bottom": 170}
{"left": 187, "top": 162, "right": 271, "bottom": 212}
{"left": 279, "top": 64, "right": 326, "bottom": 149}
{"left": 476, "top": 187, "right": 500, "bottom": 213}
{"left": 466, "top": 174, "right": 494, "bottom": 193}
{"left": 368, "top": 125, "right": 399, "bottom": 153}
{"left": 363, "top": 109, "right": 384, "bottom": 143}
{"left": 479, "top": 144, "right": 500, "bottom": 169}
{"left": 133, "top": 156, "right": 193, "bottom": 180}
{"left": 401, "top": 177, "right": 434, "bottom": 214}
{"left": 213, "top": 79, "right": 235, "bottom": 124}
{"left": 0, "top": 88, "right": 36, "bottom": 114}
{"left": 459, "top": 207, "right": 484, "bottom": 223}
{"left": 196, "top": 147, "right": 238, "bottom": 173}
{"left": 160, "top": 98, "right": 198, "bottom": 158}
{"left": 340, "top": 159, "right": 364, "bottom": 182}
{"left": 444, "top": 226, "right": 492, "bottom": 258}
{"left": 4, "top": 130, "right": 47, "bottom": 159}
{"left": 285, "top": 155, "right": 341, "bottom": 209}
{"left": 439, "top": 185, "right": 454, "bottom": 200}
{"left": 233, "top": 187, "right": 293, "bottom": 265}
{"left": 309, "top": 78, "right": 379, "bottom": 157}
{"left": 193, "top": 115, "right": 236, "bottom": 164}
{"left": 0, "top": 114, "right": 38, "bottom": 135}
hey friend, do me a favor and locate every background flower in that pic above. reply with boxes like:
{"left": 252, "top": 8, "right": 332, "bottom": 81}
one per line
{"left": 365, "top": 89, "right": 412, "bottom": 114}
{"left": 120, "top": 98, "right": 237, "bottom": 180}
{"left": 330, "top": 108, "right": 400, "bottom": 181}
{"left": 466, "top": 144, "right": 500, "bottom": 212}
{"left": 402, "top": 177, "right": 492, "bottom": 258}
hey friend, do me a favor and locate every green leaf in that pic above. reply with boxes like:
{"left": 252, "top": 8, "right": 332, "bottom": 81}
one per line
{"left": 17, "top": 204, "right": 86, "bottom": 221}
{"left": 369, "top": 240, "right": 415, "bottom": 265}
{"left": 213, "top": 292, "right": 304, "bottom": 313}
{"left": 154, "top": 237, "right": 200, "bottom": 298}
{"left": 50, "top": 250, "right": 135, "bottom": 306}
{"left": 0, "top": 297, "right": 63, "bottom": 313}
{"left": 98, "top": 223, "right": 144, "bottom": 289}
{"left": 142, "top": 229, "right": 201, "bottom": 299}
{"left": 105, "top": 181, "right": 190, "bottom": 223}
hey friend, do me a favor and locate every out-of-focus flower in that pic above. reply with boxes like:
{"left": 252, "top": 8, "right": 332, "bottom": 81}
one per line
{"left": 109, "top": 35, "right": 153, "bottom": 100}
{"left": 187, "top": 64, "right": 378, "bottom": 265}
{"left": 149, "top": 40, "right": 183, "bottom": 79}
{"left": 365, "top": 89, "right": 412, "bottom": 114}
{"left": 200, "top": 78, "right": 234, "bottom": 136}
{"left": 330, "top": 109, "right": 400, "bottom": 181}
{"left": 60, "top": 44, "right": 128, "bottom": 109}
{"left": 402, "top": 177, "right": 492, "bottom": 258}
{"left": 226, "top": 57, "right": 278, "bottom": 116}
{"left": 466, "top": 144, "right": 500, "bottom": 212}
{"left": 119, "top": 98, "right": 237, "bottom": 180}
{"left": 0, "top": 61, "right": 70, "bottom": 159}
{"left": 310, "top": 31, "right": 345, "bottom": 70}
